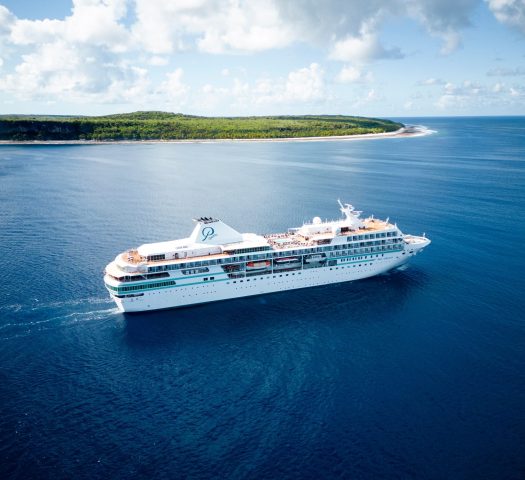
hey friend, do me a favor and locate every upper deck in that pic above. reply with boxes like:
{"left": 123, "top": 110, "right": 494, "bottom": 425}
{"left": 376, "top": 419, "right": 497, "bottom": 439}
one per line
{"left": 121, "top": 248, "right": 230, "bottom": 266}
{"left": 265, "top": 217, "right": 392, "bottom": 247}
{"left": 117, "top": 216, "right": 396, "bottom": 269}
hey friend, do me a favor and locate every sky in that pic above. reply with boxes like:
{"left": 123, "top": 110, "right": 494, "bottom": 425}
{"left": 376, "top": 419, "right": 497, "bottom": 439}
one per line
{"left": 0, "top": 0, "right": 524, "bottom": 117}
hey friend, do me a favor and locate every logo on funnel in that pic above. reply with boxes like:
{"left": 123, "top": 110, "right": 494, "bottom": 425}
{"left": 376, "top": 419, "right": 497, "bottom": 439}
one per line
{"left": 201, "top": 227, "right": 217, "bottom": 242}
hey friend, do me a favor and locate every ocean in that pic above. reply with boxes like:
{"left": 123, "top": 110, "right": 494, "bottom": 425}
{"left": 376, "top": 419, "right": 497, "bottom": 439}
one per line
{"left": 1, "top": 117, "right": 524, "bottom": 479}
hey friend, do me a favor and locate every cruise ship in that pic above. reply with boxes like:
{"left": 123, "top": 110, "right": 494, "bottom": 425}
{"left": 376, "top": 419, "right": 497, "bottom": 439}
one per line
{"left": 104, "top": 202, "right": 430, "bottom": 313}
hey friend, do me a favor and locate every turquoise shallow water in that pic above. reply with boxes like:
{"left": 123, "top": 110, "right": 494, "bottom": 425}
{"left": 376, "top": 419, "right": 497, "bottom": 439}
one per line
{"left": 0, "top": 117, "right": 524, "bottom": 479}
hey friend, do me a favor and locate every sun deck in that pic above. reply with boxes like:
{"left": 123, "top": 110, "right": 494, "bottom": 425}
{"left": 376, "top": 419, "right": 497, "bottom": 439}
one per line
{"left": 119, "top": 218, "right": 394, "bottom": 269}
{"left": 120, "top": 249, "right": 230, "bottom": 266}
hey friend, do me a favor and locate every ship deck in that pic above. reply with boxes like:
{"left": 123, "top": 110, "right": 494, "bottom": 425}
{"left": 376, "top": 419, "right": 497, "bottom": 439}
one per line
{"left": 121, "top": 249, "right": 230, "bottom": 266}
{"left": 121, "top": 219, "right": 393, "bottom": 267}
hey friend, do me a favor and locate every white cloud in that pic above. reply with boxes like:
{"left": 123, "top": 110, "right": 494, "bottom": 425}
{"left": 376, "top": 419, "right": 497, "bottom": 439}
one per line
{"left": 10, "top": 18, "right": 63, "bottom": 45}
{"left": 197, "top": 1, "right": 294, "bottom": 53}
{"left": 406, "top": 0, "right": 479, "bottom": 54}
{"left": 0, "top": 39, "right": 149, "bottom": 103}
{"left": 131, "top": 1, "right": 189, "bottom": 55}
{"left": 0, "top": 5, "right": 15, "bottom": 57}
{"left": 0, "top": 1, "right": 147, "bottom": 105}
{"left": 0, "top": 0, "right": 523, "bottom": 113}
{"left": 280, "top": 0, "right": 479, "bottom": 57}
{"left": 252, "top": 63, "right": 327, "bottom": 104}
{"left": 0, "top": 5, "right": 15, "bottom": 33}
{"left": 487, "top": 66, "right": 525, "bottom": 76}
{"left": 349, "top": 87, "right": 383, "bottom": 109}
{"left": 417, "top": 78, "right": 446, "bottom": 86}
{"left": 125, "top": 0, "right": 482, "bottom": 59}
{"left": 66, "top": 0, "right": 130, "bottom": 52}
{"left": 149, "top": 56, "right": 169, "bottom": 66}
{"left": 132, "top": 0, "right": 294, "bottom": 55}
{"left": 432, "top": 77, "right": 524, "bottom": 110}
{"left": 336, "top": 65, "right": 374, "bottom": 83}
{"left": 486, "top": 0, "right": 525, "bottom": 34}
{"left": 193, "top": 63, "right": 328, "bottom": 110}
{"left": 439, "top": 31, "right": 462, "bottom": 54}
{"left": 366, "top": 89, "right": 379, "bottom": 101}
{"left": 276, "top": 0, "right": 389, "bottom": 43}
{"left": 492, "top": 82, "right": 505, "bottom": 92}
{"left": 158, "top": 69, "right": 189, "bottom": 100}
{"left": 329, "top": 29, "right": 403, "bottom": 62}
{"left": 10, "top": 0, "right": 131, "bottom": 52}
{"left": 283, "top": 63, "right": 325, "bottom": 102}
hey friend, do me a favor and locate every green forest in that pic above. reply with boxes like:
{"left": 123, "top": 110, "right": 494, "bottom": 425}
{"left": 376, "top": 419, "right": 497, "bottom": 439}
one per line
{"left": 0, "top": 111, "right": 403, "bottom": 141}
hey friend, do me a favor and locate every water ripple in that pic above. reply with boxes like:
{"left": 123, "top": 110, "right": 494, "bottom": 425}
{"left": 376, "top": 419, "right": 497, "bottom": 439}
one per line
{"left": 0, "top": 297, "right": 118, "bottom": 341}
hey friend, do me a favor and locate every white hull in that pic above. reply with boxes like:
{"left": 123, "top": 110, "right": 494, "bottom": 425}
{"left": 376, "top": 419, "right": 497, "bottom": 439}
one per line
{"left": 112, "top": 250, "right": 413, "bottom": 313}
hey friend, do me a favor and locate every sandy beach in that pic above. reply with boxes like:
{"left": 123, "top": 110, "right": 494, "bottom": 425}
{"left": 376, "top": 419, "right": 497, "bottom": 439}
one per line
{"left": 0, "top": 125, "right": 433, "bottom": 145}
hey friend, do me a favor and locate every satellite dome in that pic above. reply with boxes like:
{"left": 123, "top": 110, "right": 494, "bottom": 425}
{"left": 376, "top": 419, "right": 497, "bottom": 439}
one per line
{"left": 313, "top": 216, "right": 322, "bottom": 225}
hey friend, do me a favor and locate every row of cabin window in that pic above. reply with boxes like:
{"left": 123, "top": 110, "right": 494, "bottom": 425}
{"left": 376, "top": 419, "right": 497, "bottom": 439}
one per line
{"left": 117, "top": 272, "right": 170, "bottom": 282}
{"left": 333, "top": 245, "right": 399, "bottom": 256}
{"left": 224, "top": 246, "right": 271, "bottom": 255}
{"left": 147, "top": 238, "right": 403, "bottom": 273}
{"left": 347, "top": 231, "right": 396, "bottom": 241}
{"left": 123, "top": 244, "right": 403, "bottom": 289}
{"left": 118, "top": 280, "right": 176, "bottom": 293}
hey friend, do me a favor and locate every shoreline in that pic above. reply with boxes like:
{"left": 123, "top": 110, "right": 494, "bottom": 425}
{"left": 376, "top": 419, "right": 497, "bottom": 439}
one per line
{"left": 0, "top": 125, "right": 433, "bottom": 146}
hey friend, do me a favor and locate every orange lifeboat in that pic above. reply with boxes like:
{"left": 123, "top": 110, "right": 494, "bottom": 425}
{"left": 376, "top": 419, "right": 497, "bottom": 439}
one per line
{"left": 246, "top": 260, "right": 271, "bottom": 270}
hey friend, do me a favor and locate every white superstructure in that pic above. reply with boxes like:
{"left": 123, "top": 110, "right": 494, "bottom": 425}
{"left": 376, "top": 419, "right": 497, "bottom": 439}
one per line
{"left": 104, "top": 201, "right": 430, "bottom": 313}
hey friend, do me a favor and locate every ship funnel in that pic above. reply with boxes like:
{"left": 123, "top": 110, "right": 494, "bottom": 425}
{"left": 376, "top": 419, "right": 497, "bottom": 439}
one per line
{"left": 189, "top": 218, "right": 243, "bottom": 245}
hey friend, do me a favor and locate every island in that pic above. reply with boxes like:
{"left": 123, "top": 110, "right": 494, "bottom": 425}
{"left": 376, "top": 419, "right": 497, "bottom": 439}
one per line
{"left": 0, "top": 111, "right": 406, "bottom": 142}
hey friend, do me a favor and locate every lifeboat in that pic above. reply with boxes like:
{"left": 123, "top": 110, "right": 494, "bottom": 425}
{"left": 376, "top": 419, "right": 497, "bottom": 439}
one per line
{"left": 304, "top": 254, "right": 326, "bottom": 263}
{"left": 223, "top": 264, "right": 241, "bottom": 272}
{"left": 274, "top": 256, "right": 301, "bottom": 264}
{"left": 246, "top": 260, "right": 271, "bottom": 270}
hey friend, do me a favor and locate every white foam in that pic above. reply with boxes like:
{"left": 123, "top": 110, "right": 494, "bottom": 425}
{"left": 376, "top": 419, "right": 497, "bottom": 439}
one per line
{"left": 0, "top": 302, "right": 119, "bottom": 341}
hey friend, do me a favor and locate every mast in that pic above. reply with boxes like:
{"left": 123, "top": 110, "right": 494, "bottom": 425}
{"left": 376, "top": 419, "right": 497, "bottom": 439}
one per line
{"left": 338, "top": 200, "right": 365, "bottom": 230}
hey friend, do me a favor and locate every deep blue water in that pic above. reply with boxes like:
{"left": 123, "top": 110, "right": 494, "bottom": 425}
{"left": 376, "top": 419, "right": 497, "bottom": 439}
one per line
{"left": 1, "top": 117, "right": 524, "bottom": 479}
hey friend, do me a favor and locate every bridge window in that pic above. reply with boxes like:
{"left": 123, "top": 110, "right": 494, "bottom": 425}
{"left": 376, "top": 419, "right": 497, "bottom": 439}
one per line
{"left": 147, "top": 254, "right": 165, "bottom": 261}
